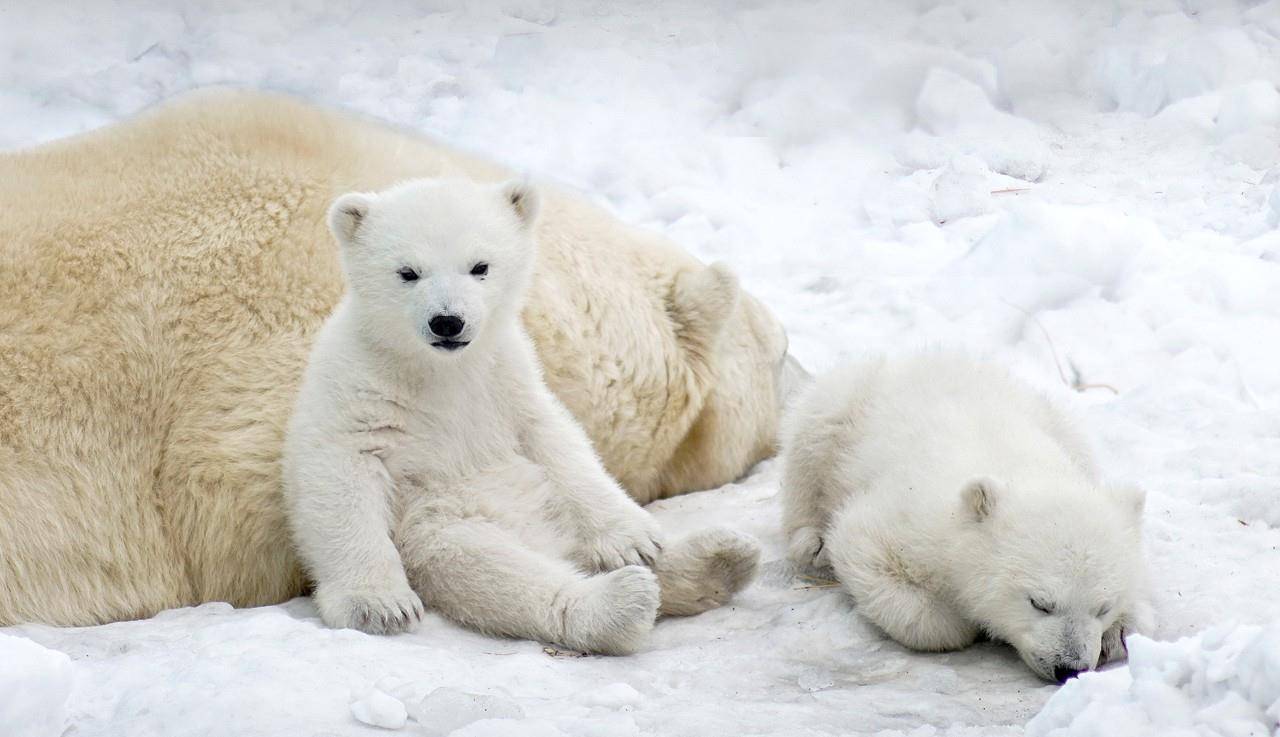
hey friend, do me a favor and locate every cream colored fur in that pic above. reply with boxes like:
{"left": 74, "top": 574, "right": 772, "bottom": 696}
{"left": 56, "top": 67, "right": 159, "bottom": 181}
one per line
{"left": 0, "top": 89, "right": 783, "bottom": 627}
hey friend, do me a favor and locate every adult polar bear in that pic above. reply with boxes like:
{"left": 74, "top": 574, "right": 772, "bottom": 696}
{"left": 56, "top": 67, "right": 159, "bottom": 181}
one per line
{"left": 0, "top": 89, "right": 795, "bottom": 627}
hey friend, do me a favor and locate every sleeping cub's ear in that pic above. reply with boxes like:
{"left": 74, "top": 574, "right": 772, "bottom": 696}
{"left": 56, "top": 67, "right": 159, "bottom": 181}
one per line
{"left": 328, "top": 192, "right": 375, "bottom": 247}
{"left": 961, "top": 476, "right": 1003, "bottom": 523}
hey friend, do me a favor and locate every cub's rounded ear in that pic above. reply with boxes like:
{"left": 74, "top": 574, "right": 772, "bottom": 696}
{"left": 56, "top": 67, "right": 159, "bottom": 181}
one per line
{"left": 1107, "top": 484, "right": 1147, "bottom": 526}
{"left": 961, "top": 476, "right": 1002, "bottom": 522}
{"left": 328, "top": 192, "right": 375, "bottom": 247}
{"left": 500, "top": 179, "right": 541, "bottom": 229}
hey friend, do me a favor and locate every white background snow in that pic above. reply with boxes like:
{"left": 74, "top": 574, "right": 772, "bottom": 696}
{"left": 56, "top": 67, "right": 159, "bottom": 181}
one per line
{"left": 2, "top": 1, "right": 1279, "bottom": 735}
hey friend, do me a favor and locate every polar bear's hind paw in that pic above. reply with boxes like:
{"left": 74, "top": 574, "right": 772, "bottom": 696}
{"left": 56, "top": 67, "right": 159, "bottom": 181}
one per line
{"left": 654, "top": 526, "right": 760, "bottom": 617}
{"left": 558, "top": 565, "right": 660, "bottom": 655}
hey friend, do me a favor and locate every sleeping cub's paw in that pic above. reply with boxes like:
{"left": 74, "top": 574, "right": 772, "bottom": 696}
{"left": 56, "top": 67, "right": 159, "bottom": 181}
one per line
{"left": 788, "top": 526, "right": 829, "bottom": 569}
{"left": 576, "top": 508, "right": 664, "bottom": 572}
{"left": 1100, "top": 622, "right": 1128, "bottom": 665}
{"left": 314, "top": 581, "right": 424, "bottom": 635}
{"left": 1100, "top": 603, "right": 1154, "bottom": 665}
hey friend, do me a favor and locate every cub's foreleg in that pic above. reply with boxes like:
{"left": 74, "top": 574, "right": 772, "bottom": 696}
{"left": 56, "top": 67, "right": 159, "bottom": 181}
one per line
{"left": 827, "top": 503, "right": 977, "bottom": 651}
{"left": 505, "top": 337, "right": 662, "bottom": 572}
{"left": 286, "top": 446, "right": 423, "bottom": 635}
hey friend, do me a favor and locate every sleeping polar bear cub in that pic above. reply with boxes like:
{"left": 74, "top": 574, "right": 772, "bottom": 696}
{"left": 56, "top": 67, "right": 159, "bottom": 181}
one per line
{"left": 781, "top": 353, "right": 1153, "bottom": 682}
{"left": 283, "top": 178, "right": 758, "bottom": 654}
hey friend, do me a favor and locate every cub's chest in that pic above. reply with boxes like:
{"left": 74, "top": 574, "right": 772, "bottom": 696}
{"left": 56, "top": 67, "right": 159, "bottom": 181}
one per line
{"left": 352, "top": 384, "right": 525, "bottom": 482}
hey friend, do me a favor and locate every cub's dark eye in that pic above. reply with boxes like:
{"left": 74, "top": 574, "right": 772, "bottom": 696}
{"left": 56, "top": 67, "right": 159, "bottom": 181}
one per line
{"left": 470, "top": 262, "right": 489, "bottom": 277}
{"left": 398, "top": 268, "right": 419, "bottom": 282}
{"left": 1030, "top": 597, "right": 1054, "bottom": 615}
{"left": 1095, "top": 604, "right": 1112, "bottom": 619}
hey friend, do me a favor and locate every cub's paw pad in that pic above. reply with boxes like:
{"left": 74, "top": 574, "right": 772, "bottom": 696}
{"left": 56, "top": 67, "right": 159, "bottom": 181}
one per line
{"left": 695, "top": 527, "right": 762, "bottom": 594}
{"left": 560, "top": 566, "right": 660, "bottom": 655}
{"left": 655, "top": 527, "right": 761, "bottom": 616}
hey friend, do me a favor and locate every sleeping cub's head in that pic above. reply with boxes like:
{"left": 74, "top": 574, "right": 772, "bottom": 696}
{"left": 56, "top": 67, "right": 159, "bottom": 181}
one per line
{"left": 959, "top": 477, "right": 1148, "bottom": 683}
{"left": 328, "top": 178, "right": 540, "bottom": 357}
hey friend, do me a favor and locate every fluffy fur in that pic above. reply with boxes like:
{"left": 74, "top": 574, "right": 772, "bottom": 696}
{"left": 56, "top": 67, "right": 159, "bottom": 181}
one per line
{"left": 284, "top": 178, "right": 758, "bottom": 652}
{"left": 780, "top": 353, "right": 1154, "bottom": 682}
{"left": 0, "top": 89, "right": 791, "bottom": 627}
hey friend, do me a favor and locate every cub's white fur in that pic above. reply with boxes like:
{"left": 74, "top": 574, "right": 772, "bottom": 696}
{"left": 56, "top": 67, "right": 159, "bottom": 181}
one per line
{"left": 283, "top": 178, "right": 757, "bottom": 654}
{"left": 781, "top": 353, "right": 1153, "bottom": 682}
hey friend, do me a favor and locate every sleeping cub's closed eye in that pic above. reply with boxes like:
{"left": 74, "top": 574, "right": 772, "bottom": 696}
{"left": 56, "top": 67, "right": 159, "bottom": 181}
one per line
{"left": 1029, "top": 596, "right": 1055, "bottom": 615}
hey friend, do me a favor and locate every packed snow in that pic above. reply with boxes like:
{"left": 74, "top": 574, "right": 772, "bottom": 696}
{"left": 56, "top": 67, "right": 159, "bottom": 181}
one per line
{"left": 0, "top": 633, "right": 73, "bottom": 737}
{"left": 1028, "top": 624, "right": 1280, "bottom": 737}
{"left": 2, "top": 1, "right": 1279, "bottom": 735}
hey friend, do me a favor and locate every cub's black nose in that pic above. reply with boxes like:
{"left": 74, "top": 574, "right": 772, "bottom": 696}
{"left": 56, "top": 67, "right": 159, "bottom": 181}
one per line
{"left": 429, "top": 314, "right": 465, "bottom": 338}
{"left": 1053, "top": 666, "right": 1082, "bottom": 684}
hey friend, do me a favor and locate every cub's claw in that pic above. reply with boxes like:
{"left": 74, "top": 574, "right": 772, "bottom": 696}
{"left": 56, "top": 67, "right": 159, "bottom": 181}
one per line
{"left": 315, "top": 582, "right": 425, "bottom": 635}
{"left": 578, "top": 517, "right": 664, "bottom": 572}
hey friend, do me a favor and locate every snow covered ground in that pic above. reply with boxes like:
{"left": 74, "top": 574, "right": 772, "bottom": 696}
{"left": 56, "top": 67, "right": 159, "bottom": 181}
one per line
{"left": 3, "top": 1, "right": 1280, "bottom": 735}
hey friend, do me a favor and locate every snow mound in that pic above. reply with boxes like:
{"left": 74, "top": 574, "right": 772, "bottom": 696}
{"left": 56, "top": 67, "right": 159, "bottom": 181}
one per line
{"left": 915, "top": 67, "right": 1051, "bottom": 182}
{"left": 410, "top": 687, "right": 525, "bottom": 736}
{"left": 930, "top": 155, "right": 994, "bottom": 224}
{"left": 351, "top": 687, "right": 408, "bottom": 730}
{"left": 949, "top": 203, "right": 1160, "bottom": 311}
{"left": 1215, "top": 81, "right": 1280, "bottom": 140}
{"left": 1094, "top": 22, "right": 1268, "bottom": 117}
{"left": 0, "top": 632, "right": 74, "bottom": 737}
{"left": 1027, "top": 624, "right": 1280, "bottom": 737}
{"left": 575, "top": 682, "right": 643, "bottom": 709}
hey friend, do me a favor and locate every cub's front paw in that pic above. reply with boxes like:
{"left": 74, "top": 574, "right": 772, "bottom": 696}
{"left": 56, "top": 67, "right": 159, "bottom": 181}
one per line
{"left": 577, "top": 510, "right": 664, "bottom": 572}
{"left": 788, "top": 526, "right": 829, "bottom": 569}
{"left": 1101, "top": 601, "right": 1155, "bottom": 665}
{"left": 1100, "top": 622, "right": 1128, "bottom": 665}
{"left": 314, "top": 581, "right": 424, "bottom": 635}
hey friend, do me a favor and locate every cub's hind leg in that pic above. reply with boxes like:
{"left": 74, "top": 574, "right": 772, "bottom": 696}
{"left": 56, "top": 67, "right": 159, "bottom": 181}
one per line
{"left": 397, "top": 512, "right": 659, "bottom": 655}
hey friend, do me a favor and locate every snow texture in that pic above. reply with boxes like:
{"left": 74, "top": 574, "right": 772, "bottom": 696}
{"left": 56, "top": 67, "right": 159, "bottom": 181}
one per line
{"left": 0, "top": 632, "right": 73, "bottom": 737}
{"left": 1028, "top": 624, "right": 1280, "bottom": 737}
{"left": 2, "top": 1, "right": 1279, "bottom": 735}
{"left": 352, "top": 687, "right": 410, "bottom": 730}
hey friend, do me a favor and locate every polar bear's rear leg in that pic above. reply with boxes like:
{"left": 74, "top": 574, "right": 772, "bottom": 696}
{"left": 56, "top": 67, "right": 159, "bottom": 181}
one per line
{"left": 654, "top": 527, "right": 760, "bottom": 617}
{"left": 398, "top": 517, "right": 660, "bottom": 655}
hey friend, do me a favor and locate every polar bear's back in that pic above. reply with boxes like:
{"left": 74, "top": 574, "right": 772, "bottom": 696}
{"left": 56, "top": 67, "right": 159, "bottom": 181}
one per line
{"left": 0, "top": 91, "right": 586, "bottom": 623}
{"left": 0, "top": 89, "right": 781, "bottom": 626}
{"left": 0, "top": 90, "right": 358, "bottom": 623}
{"left": 784, "top": 353, "right": 1097, "bottom": 519}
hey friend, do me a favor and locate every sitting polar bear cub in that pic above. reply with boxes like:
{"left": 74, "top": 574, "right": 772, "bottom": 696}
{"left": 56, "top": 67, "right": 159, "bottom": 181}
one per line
{"left": 284, "top": 178, "right": 758, "bottom": 654}
{"left": 781, "top": 353, "right": 1154, "bottom": 682}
